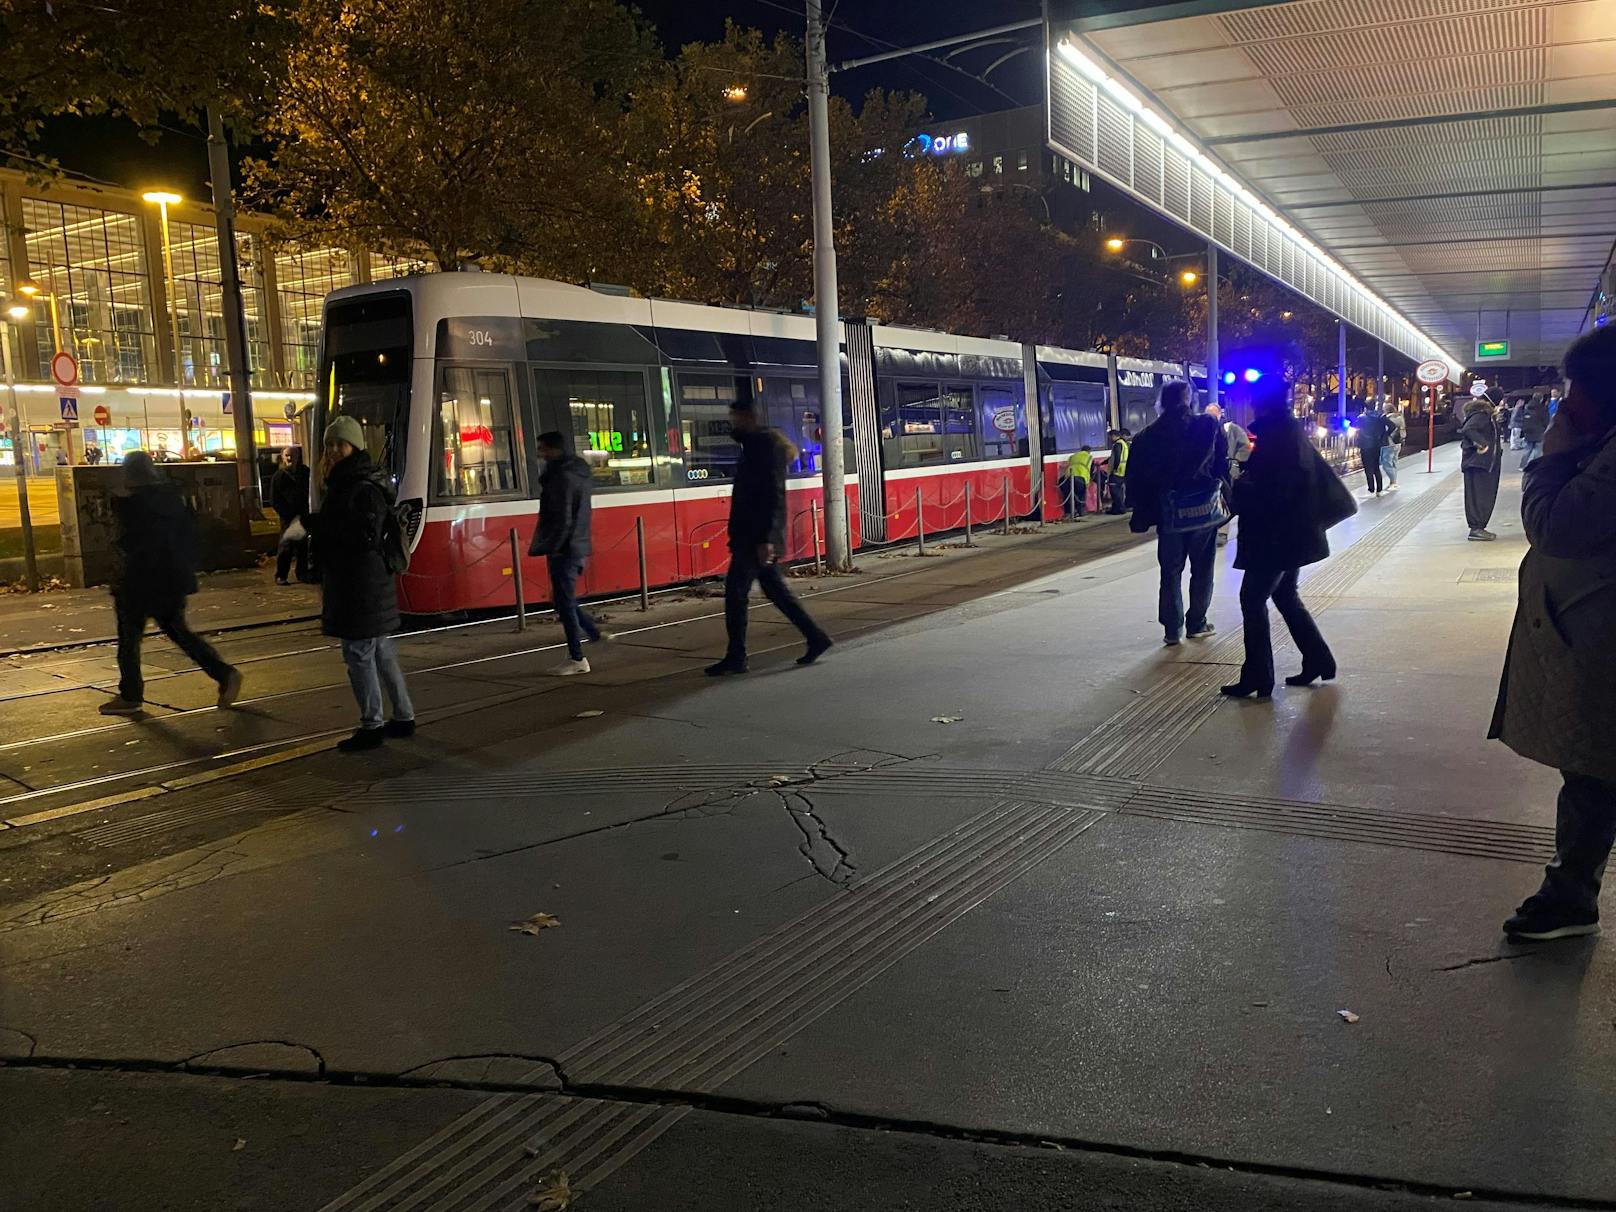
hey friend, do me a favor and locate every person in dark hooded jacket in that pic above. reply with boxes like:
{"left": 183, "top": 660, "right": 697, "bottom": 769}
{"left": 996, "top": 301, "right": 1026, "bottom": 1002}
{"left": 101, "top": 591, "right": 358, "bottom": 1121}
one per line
{"left": 100, "top": 452, "right": 242, "bottom": 715}
{"left": 299, "top": 415, "right": 414, "bottom": 752}
{"left": 271, "top": 446, "right": 312, "bottom": 584}
{"left": 1223, "top": 382, "right": 1352, "bottom": 698}
{"left": 705, "top": 394, "right": 830, "bottom": 676}
{"left": 529, "top": 431, "right": 602, "bottom": 675}
{"left": 1460, "top": 397, "right": 1502, "bottom": 540}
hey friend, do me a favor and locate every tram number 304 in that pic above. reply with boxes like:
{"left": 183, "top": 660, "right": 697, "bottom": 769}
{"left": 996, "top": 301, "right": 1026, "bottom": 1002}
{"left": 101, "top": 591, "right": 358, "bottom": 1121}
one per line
{"left": 467, "top": 329, "right": 496, "bottom": 347}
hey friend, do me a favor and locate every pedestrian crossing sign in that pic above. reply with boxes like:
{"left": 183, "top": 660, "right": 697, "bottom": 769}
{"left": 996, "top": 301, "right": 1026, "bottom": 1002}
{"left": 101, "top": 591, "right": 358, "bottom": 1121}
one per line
{"left": 58, "top": 396, "right": 78, "bottom": 423}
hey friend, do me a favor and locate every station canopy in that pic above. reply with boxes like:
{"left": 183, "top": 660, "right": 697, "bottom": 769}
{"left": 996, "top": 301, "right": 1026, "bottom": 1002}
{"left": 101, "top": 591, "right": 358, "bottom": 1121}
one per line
{"left": 1050, "top": 0, "right": 1616, "bottom": 369}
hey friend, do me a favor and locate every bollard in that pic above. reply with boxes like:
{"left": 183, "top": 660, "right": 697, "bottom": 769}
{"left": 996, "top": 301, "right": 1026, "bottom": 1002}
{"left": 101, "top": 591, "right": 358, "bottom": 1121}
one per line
{"left": 1001, "top": 477, "right": 1011, "bottom": 535}
{"left": 636, "top": 515, "right": 650, "bottom": 611}
{"left": 509, "top": 528, "right": 526, "bottom": 631}
{"left": 964, "top": 481, "right": 973, "bottom": 546}
{"left": 915, "top": 485, "right": 926, "bottom": 556}
{"left": 811, "top": 499, "right": 824, "bottom": 577}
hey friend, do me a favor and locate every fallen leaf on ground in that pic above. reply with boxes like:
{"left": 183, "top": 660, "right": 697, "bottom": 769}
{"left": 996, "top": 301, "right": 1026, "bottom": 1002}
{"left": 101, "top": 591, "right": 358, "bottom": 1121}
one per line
{"left": 510, "top": 913, "right": 561, "bottom": 935}
{"left": 528, "top": 1171, "right": 574, "bottom": 1209}
{"left": 1337, "top": 1009, "right": 1361, "bottom": 1024}
{"left": 574, "top": 710, "right": 604, "bottom": 718}
{"left": 930, "top": 715, "right": 963, "bottom": 725}
{"left": 232, "top": 1138, "right": 247, "bottom": 1151}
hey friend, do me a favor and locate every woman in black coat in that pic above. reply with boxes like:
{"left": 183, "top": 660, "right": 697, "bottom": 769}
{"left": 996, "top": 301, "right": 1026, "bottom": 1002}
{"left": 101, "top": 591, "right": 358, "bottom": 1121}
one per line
{"left": 1222, "top": 386, "right": 1353, "bottom": 699}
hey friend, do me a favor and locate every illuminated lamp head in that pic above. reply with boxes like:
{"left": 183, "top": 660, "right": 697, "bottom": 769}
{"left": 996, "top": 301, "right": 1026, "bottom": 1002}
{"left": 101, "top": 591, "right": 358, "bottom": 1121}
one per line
{"left": 1221, "top": 371, "right": 1237, "bottom": 386}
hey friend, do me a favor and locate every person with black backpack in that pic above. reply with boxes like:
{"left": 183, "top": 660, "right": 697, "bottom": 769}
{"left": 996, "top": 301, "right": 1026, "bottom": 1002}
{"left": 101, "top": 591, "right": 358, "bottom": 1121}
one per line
{"left": 297, "top": 415, "right": 415, "bottom": 752}
{"left": 99, "top": 451, "right": 242, "bottom": 716}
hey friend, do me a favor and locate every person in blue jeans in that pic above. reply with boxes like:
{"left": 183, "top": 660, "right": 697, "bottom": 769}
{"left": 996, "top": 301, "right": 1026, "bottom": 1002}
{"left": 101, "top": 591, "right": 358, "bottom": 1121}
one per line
{"left": 299, "top": 415, "right": 415, "bottom": 752}
{"left": 528, "top": 432, "right": 603, "bottom": 675}
{"left": 1125, "top": 381, "right": 1227, "bottom": 646}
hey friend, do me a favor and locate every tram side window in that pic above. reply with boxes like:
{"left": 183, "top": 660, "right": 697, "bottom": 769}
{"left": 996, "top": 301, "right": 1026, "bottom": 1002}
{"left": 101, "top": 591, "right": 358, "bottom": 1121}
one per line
{"left": 891, "top": 381, "right": 946, "bottom": 466}
{"left": 942, "top": 383, "right": 979, "bottom": 462}
{"left": 532, "top": 368, "right": 655, "bottom": 489}
{"left": 978, "top": 384, "right": 1022, "bottom": 459}
{"left": 1049, "top": 382, "right": 1108, "bottom": 452}
{"left": 433, "top": 366, "right": 522, "bottom": 500}
{"left": 678, "top": 373, "right": 747, "bottom": 482}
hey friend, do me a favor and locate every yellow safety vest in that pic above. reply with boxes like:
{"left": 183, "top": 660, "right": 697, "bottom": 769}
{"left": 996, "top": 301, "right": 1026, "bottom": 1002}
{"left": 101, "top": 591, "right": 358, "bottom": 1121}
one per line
{"left": 1067, "top": 450, "right": 1093, "bottom": 480}
{"left": 1112, "top": 439, "right": 1130, "bottom": 477}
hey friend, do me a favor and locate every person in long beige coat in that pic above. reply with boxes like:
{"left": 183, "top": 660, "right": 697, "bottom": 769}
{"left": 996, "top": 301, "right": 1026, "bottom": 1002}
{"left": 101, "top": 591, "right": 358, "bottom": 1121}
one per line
{"left": 1491, "top": 325, "right": 1616, "bottom": 940}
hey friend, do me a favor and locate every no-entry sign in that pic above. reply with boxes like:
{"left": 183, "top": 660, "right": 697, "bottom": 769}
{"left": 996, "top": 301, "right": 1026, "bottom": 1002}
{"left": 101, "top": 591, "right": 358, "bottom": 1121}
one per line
{"left": 93, "top": 404, "right": 111, "bottom": 427}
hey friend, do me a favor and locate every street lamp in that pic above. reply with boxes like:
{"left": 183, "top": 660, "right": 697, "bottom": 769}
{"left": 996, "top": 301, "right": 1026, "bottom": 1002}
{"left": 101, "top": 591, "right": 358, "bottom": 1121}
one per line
{"left": 1, "top": 296, "right": 40, "bottom": 591}
{"left": 722, "top": 84, "right": 749, "bottom": 103}
{"left": 141, "top": 190, "right": 185, "bottom": 389}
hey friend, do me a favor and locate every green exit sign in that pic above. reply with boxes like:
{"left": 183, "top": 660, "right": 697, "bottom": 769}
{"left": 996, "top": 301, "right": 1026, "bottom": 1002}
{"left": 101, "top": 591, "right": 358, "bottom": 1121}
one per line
{"left": 1476, "top": 340, "right": 1510, "bottom": 359}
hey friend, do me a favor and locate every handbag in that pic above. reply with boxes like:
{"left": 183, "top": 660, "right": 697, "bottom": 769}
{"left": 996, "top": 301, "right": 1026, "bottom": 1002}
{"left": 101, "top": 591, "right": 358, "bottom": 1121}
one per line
{"left": 1311, "top": 451, "right": 1358, "bottom": 530}
{"left": 1160, "top": 476, "right": 1231, "bottom": 534}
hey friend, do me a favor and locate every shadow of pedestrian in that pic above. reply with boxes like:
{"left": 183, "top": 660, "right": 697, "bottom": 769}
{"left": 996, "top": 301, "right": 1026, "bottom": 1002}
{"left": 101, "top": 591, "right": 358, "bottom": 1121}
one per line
{"left": 1279, "top": 685, "right": 1340, "bottom": 800}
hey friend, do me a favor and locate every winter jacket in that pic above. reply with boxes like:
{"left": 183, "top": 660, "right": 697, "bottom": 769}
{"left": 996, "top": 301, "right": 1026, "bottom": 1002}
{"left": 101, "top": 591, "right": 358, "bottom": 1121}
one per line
{"left": 1126, "top": 411, "right": 1226, "bottom": 534}
{"left": 305, "top": 450, "right": 400, "bottom": 641}
{"left": 1066, "top": 450, "right": 1093, "bottom": 481}
{"left": 1230, "top": 412, "right": 1339, "bottom": 572}
{"left": 1223, "top": 421, "right": 1251, "bottom": 466}
{"left": 1490, "top": 424, "right": 1616, "bottom": 780}
{"left": 111, "top": 481, "right": 200, "bottom": 613}
{"left": 1519, "top": 396, "right": 1550, "bottom": 444}
{"left": 728, "top": 428, "right": 794, "bottom": 550}
{"left": 270, "top": 463, "right": 310, "bottom": 526}
{"left": 1459, "top": 401, "right": 1500, "bottom": 473}
{"left": 528, "top": 455, "right": 594, "bottom": 559}
{"left": 1354, "top": 410, "right": 1393, "bottom": 451}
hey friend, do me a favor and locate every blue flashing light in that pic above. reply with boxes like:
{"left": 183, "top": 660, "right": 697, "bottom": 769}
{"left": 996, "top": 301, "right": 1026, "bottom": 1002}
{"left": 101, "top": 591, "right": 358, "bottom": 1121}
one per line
{"left": 1243, "top": 368, "right": 1263, "bottom": 383}
{"left": 1221, "top": 371, "right": 1237, "bottom": 385}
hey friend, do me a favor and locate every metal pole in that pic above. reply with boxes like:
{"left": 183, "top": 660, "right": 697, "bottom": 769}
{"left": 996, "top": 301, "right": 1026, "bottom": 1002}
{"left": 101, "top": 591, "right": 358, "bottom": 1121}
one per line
{"left": 2, "top": 324, "right": 40, "bottom": 591}
{"left": 1427, "top": 385, "right": 1436, "bottom": 474}
{"left": 806, "top": 0, "right": 849, "bottom": 571}
{"left": 914, "top": 485, "right": 925, "bottom": 556}
{"left": 1376, "top": 341, "right": 1384, "bottom": 406}
{"left": 509, "top": 528, "right": 526, "bottom": 631}
{"left": 810, "top": 499, "right": 823, "bottom": 577}
{"left": 1206, "top": 243, "right": 1220, "bottom": 408}
{"left": 157, "top": 200, "right": 182, "bottom": 388}
{"left": 1020, "top": 340, "right": 1042, "bottom": 523}
{"left": 207, "top": 108, "right": 259, "bottom": 515}
{"left": 964, "top": 481, "right": 973, "bottom": 546}
{"left": 1001, "top": 476, "right": 1011, "bottom": 535}
{"left": 1337, "top": 320, "right": 1348, "bottom": 422}
{"left": 636, "top": 515, "right": 650, "bottom": 610}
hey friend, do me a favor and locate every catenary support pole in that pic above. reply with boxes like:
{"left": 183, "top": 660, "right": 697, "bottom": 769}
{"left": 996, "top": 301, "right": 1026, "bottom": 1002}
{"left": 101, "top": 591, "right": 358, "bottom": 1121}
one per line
{"left": 636, "top": 516, "right": 650, "bottom": 611}
{"left": 510, "top": 529, "right": 526, "bottom": 631}
{"left": 1206, "top": 242, "right": 1220, "bottom": 408}
{"left": 207, "top": 109, "right": 258, "bottom": 517}
{"left": 1337, "top": 320, "right": 1348, "bottom": 422}
{"left": 1021, "top": 341, "right": 1043, "bottom": 523}
{"left": 2, "top": 325, "right": 39, "bottom": 591}
{"left": 806, "top": 0, "right": 849, "bottom": 571}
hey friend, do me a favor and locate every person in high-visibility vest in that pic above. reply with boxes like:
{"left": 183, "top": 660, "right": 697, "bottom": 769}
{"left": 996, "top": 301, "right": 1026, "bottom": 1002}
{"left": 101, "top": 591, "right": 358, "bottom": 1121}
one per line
{"left": 1107, "top": 430, "right": 1131, "bottom": 514}
{"left": 1064, "top": 445, "right": 1094, "bottom": 516}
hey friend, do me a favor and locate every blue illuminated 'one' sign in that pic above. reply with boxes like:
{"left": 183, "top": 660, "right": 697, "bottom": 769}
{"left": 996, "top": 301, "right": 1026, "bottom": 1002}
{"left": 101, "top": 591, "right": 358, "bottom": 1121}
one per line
{"left": 910, "top": 131, "right": 970, "bottom": 156}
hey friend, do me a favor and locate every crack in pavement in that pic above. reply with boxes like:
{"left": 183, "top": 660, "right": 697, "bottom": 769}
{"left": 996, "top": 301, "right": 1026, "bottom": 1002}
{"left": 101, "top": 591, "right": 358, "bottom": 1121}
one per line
{"left": 777, "top": 789, "right": 855, "bottom": 887}
{"left": 1433, "top": 952, "right": 1544, "bottom": 973}
{"left": 1, "top": 1057, "right": 1605, "bottom": 1211}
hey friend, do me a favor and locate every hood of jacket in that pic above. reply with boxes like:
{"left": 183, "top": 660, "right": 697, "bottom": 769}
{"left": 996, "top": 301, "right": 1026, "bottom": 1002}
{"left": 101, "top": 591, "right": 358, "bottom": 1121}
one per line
{"left": 1464, "top": 398, "right": 1496, "bottom": 419}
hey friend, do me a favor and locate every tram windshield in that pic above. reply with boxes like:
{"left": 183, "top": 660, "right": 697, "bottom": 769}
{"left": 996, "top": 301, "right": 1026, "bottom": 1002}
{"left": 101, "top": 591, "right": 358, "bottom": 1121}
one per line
{"left": 317, "top": 294, "right": 412, "bottom": 484}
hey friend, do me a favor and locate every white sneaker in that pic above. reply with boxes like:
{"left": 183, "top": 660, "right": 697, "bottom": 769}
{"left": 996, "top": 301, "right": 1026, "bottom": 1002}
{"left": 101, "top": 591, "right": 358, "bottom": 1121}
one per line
{"left": 1386, "top": 483, "right": 1399, "bottom": 492}
{"left": 552, "top": 657, "right": 591, "bottom": 676}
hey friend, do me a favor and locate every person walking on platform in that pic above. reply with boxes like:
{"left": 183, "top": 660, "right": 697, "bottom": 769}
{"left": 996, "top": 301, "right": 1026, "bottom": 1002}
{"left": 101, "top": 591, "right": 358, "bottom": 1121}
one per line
{"left": 271, "top": 446, "right": 312, "bottom": 585}
{"left": 529, "top": 431, "right": 603, "bottom": 676}
{"left": 1065, "top": 445, "right": 1093, "bottom": 517}
{"left": 1380, "top": 405, "right": 1405, "bottom": 491}
{"left": 1106, "top": 429, "right": 1130, "bottom": 514}
{"left": 705, "top": 393, "right": 831, "bottom": 676}
{"left": 298, "top": 415, "right": 415, "bottom": 751}
{"left": 1127, "top": 381, "right": 1227, "bottom": 647}
{"left": 1460, "top": 396, "right": 1503, "bottom": 540}
{"left": 1492, "top": 327, "right": 1616, "bottom": 941}
{"left": 1355, "top": 401, "right": 1392, "bottom": 496}
{"left": 1222, "top": 381, "right": 1353, "bottom": 699}
{"left": 99, "top": 452, "right": 242, "bottom": 716}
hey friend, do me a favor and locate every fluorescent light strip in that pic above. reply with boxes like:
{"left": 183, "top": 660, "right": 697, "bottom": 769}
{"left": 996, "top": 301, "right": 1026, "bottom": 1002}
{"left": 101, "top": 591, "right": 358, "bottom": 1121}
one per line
{"left": 1058, "top": 39, "right": 1464, "bottom": 374}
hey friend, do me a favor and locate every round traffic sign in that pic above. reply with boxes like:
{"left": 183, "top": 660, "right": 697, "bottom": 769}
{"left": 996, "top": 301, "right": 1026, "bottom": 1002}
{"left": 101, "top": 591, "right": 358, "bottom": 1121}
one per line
{"left": 92, "top": 404, "right": 111, "bottom": 427}
{"left": 50, "top": 351, "right": 79, "bottom": 388}
{"left": 1415, "top": 359, "right": 1447, "bottom": 385}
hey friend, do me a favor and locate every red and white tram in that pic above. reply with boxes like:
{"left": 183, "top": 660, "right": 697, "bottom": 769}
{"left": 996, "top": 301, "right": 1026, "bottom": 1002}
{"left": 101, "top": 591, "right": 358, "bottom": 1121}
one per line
{"left": 313, "top": 273, "right": 1193, "bottom": 615}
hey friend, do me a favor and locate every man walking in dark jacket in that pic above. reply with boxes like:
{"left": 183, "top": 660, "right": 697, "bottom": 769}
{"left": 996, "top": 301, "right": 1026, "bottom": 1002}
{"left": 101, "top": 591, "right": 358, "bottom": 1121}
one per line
{"left": 1460, "top": 397, "right": 1502, "bottom": 540}
{"left": 1355, "top": 403, "right": 1392, "bottom": 495}
{"left": 1127, "top": 381, "right": 1227, "bottom": 647}
{"left": 297, "top": 415, "right": 414, "bottom": 752}
{"left": 529, "top": 432, "right": 602, "bottom": 676}
{"left": 271, "top": 446, "right": 312, "bottom": 585}
{"left": 705, "top": 395, "right": 831, "bottom": 676}
{"left": 99, "top": 452, "right": 242, "bottom": 715}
